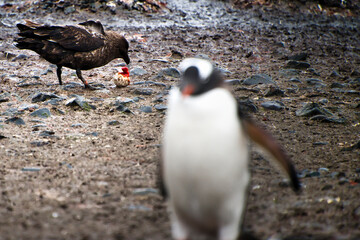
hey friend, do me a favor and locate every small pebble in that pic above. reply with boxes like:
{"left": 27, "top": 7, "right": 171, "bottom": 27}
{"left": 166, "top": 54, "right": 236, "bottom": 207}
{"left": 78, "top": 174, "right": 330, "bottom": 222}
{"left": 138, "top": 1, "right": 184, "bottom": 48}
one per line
{"left": 140, "top": 106, "right": 152, "bottom": 113}
{"left": 29, "top": 108, "right": 51, "bottom": 118}
{"left": 133, "top": 88, "right": 154, "bottom": 96}
{"left": 108, "top": 120, "right": 121, "bottom": 126}
{"left": 243, "top": 74, "right": 274, "bottom": 85}
{"left": 261, "top": 101, "right": 285, "bottom": 111}
{"left": 154, "top": 104, "right": 167, "bottom": 111}
{"left": 5, "top": 117, "right": 25, "bottom": 125}
{"left": 22, "top": 167, "right": 41, "bottom": 172}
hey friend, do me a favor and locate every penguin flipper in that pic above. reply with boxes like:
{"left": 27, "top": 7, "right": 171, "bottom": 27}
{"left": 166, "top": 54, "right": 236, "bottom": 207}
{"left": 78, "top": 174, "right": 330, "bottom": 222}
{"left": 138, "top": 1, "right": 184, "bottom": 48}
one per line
{"left": 238, "top": 106, "right": 301, "bottom": 192}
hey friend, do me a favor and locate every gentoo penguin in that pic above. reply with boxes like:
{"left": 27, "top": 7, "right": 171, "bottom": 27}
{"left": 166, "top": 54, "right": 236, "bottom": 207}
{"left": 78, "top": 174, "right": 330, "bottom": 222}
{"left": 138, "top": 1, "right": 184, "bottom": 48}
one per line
{"left": 161, "top": 58, "right": 300, "bottom": 240}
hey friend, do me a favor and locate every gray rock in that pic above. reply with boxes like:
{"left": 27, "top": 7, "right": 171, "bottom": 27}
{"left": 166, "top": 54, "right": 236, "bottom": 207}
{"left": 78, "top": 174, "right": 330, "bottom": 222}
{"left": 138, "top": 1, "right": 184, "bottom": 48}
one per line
{"left": 19, "top": 104, "right": 39, "bottom": 111}
{"left": 154, "top": 104, "right": 167, "bottom": 111}
{"left": 305, "top": 78, "right": 326, "bottom": 87}
{"left": 309, "top": 115, "right": 346, "bottom": 124}
{"left": 133, "top": 81, "right": 167, "bottom": 87}
{"left": 108, "top": 120, "right": 121, "bottom": 126}
{"left": 130, "top": 67, "right": 147, "bottom": 76}
{"left": 30, "top": 108, "right": 51, "bottom": 118}
{"left": 71, "top": 123, "right": 88, "bottom": 128}
{"left": 287, "top": 52, "right": 308, "bottom": 61}
{"left": 158, "top": 68, "right": 180, "bottom": 78}
{"left": 114, "top": 97, "right": 134, "bottom": 106}
{"left": 243, "top": 74, "right": 274, "bottom": 85}
{"left": 32, "top": 92, "right": 61, "bottom": 103}
{"left": 12, "top": 54, "right": 28, "bottom": 61}
{"left": 39, "top": 130, "right": 56, "bottom": 138}
{"left": 5, "top": 117, "right": 25, "bottom": 125}
{"left": 318, "top": 98, "right": 329, "bottom": 104}
{"left": 133, "top": 88, "right": 154, "bottom": 96}
{"left": 30, "top": 141, "right": 50, "bottom": 147}
{"left": 63, "top": 82, "right": 84, "bottom": 90}
{"left": 261, "top": 101, "right": 285, "bottom": 111}
{"left": 132, "top": 188, "right": 159, "bottom": 195}
{"left": 32, "top": 124, "right": 47, "bottom": 129}
{"left": 2, "top": 107, "right": 21, "bottom": 117}
{"left": 21, "top": 167, "right": 41, "bottom": 172}
{"left": 140, "top": 106, "right": 152, "bottom": 113}
{"left": 116, "top": 104, "right": 133, "bottom": 114}
{"left": 284, "top": 60, "right": 310, "bottom": 69}
{"left": 65, "top": 95, "right": 92, "bottom": 111}
{"left": 296, "top": 103, "right": 333, "bottom": 117}
{"left": 288, "top": 77, "right": 302, "bottom": 83}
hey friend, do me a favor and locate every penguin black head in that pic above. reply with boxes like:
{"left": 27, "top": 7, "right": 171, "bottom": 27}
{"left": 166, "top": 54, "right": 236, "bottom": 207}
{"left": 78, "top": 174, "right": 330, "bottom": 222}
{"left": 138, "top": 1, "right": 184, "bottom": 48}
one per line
{"left": 179, "top": 58, "right": 223, "bottom": 96}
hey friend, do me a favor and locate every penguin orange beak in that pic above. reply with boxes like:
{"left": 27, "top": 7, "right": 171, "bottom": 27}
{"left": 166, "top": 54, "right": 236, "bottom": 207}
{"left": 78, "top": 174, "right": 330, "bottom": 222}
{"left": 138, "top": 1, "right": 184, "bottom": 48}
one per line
{"left": 181, "top": 84, "right": 195, "bottom": 97}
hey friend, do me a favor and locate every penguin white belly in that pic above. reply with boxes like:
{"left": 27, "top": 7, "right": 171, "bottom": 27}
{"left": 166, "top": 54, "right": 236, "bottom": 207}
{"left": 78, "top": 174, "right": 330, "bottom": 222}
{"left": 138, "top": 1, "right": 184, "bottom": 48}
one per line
{"left": 163, "top": 88, "right": 250, "bottom": 239}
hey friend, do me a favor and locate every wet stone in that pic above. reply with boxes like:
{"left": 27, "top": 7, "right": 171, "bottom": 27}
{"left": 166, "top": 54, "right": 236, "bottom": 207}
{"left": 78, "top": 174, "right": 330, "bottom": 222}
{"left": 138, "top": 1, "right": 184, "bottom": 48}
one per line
{"left": 52, "top": 107, "right": 65, "bottom": 115}
{"left": 319, "top": 98, "right": 329, "bottom": 104}
{"left": 71, "top": 123, "right": 88, "bottom": 128}
{"left": 261, "top": 101, "right": 285, "bottom": 111}
{"left": 132, "top": 188, "right": 159, "bottom": 195}
{"left": 63, "top": 82, "right": 84, "bottom": 90}
{"left": 12, "top": 54, "right": 28, "bottom": 61}
{"left": 140, "top": 106, "right": 152, "bottom": 113}
{"left": 133, "top": 88, "right": 154, "bottom": 96}
{"left": 32, "top": 92, "right": 61, "bottom": 103}
{"left": 5, "top": 117, "right": 25, "bottom": 125}
{"left": 130, "top": 67, "right": 148, "bottom": 76}
{"left": 284, "top": 60, "right": 310, "bottom": 70}
{"left": 21, "top": 167, "right": 41, "bottom": 172}
{"left": 158, "top": 68, "right": 180, "bottom": 78}
{"left": 243, "top": 74, "right": 274, "bottom": 85}
{"left": 32, "top": 124, "right": 47, "bottom": 129}
{"left": 30, "top": 141, "right": 50, "bottom": 147}
{"left": 286, "top": 52, "right": 308, "bottom": 61}
{"left": 2, "top": 108, "right": 21, "bottom": 117}
{"left": 154, "top": 104, "right": 167, "bottom": 111}
{"left": 305, "top": 78, "right": 326, "bottom": 87}
{"left": 116, "top": 104, "right": 133, "bottom": 114}
{"left": 65, "top": 95, "right": 92, "bottom": 111}
{"left": 309, "top": 115, "right": 346, "bottom": 124}
{"left": 19, "top": 104, "right": 39, "bottom": 111}
{"left": 288, "top": 77, "right": 302, "bottom": 83}
{"left": 296, "top": 103, "right": 333, "bottom": 117}
{"left": 39, "top": 130, "right": 55, "bottom": 137}
{"left": 108, "top": 120, "right": 121, "bottom": 126}
{"left": 30, "top": 108, "right": 51, "bottom": 118}
{"left": 114, "top": 97, "right": 134, "bottom": 106}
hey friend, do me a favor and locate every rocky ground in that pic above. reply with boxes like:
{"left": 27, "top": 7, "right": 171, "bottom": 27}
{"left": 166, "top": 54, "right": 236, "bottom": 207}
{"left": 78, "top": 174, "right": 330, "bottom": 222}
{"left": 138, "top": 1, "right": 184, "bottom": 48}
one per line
{"left": 0, "top": 0, "right": 360, "bottom": 240}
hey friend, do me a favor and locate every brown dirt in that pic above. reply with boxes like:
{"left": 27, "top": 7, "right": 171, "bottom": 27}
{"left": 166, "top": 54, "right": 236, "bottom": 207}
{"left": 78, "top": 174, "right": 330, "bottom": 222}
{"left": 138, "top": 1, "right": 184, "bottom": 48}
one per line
{"left": 0, "top": 1, "right": 359, "bottom": 240}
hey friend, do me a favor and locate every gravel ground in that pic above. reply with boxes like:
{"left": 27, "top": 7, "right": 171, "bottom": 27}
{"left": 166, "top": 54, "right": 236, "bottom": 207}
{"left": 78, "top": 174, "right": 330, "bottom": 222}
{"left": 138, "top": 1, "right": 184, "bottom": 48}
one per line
{"left": 0, "top": 1, "right": 360, "bottom": 239}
